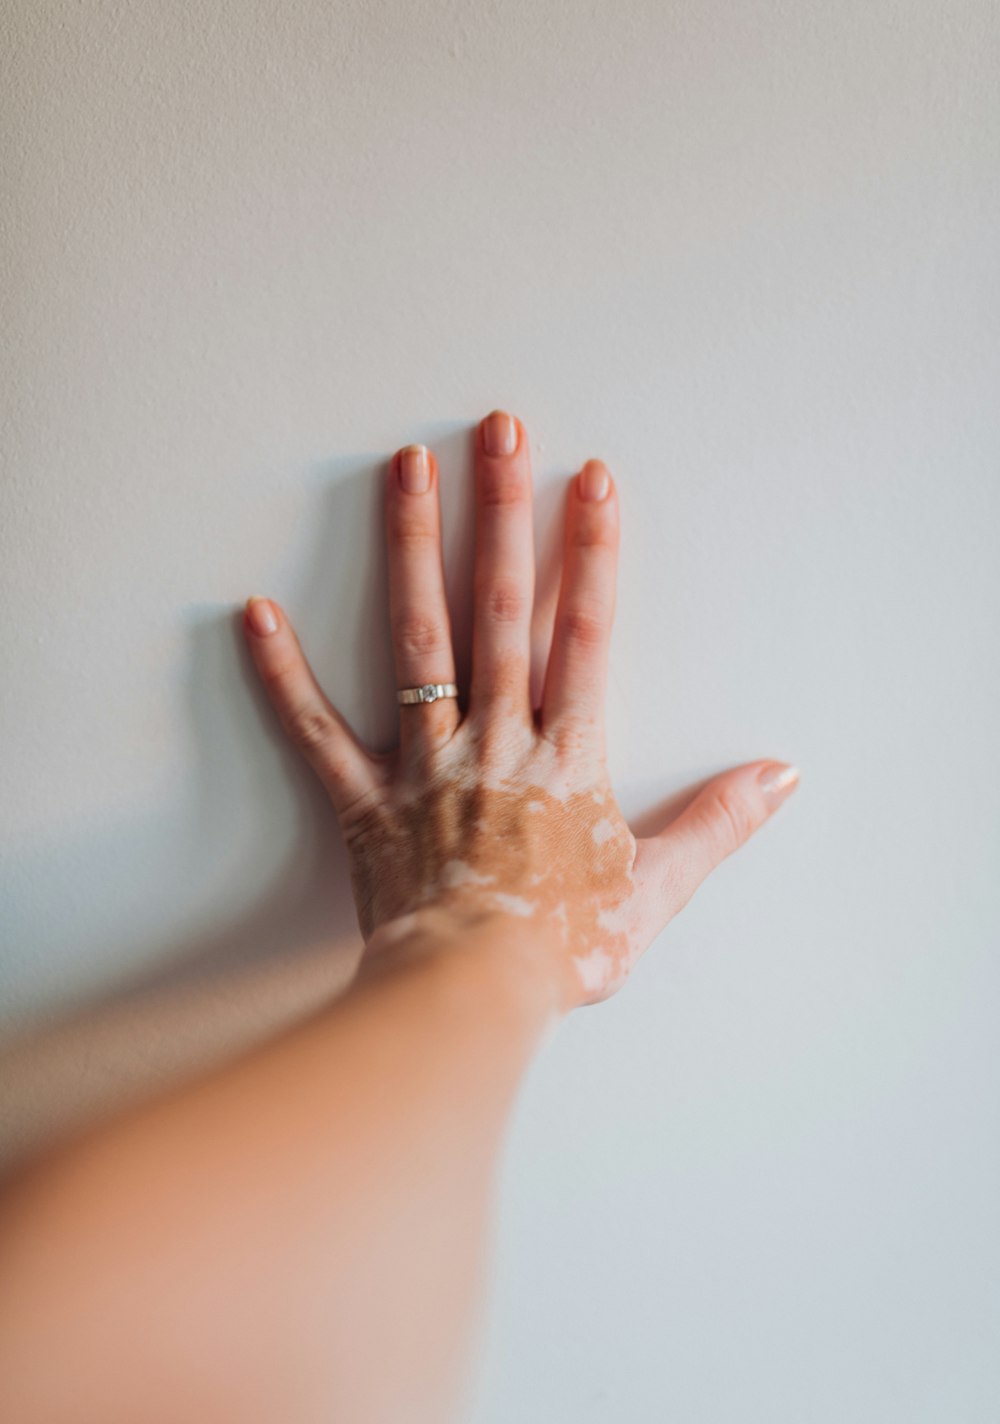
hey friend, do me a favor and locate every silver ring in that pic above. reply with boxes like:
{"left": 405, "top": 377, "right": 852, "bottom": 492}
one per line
{"left": 397, "top": 682, "right": 459, "bottom": 706}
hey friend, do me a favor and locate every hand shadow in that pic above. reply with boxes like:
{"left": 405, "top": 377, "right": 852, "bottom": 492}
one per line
{"left": 0, "top": 437, "right": 437, "bottom": 1177}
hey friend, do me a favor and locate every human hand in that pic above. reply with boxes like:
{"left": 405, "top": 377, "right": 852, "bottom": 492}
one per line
{"left": 243, "top": 411, "right": 798, "bottom": 1011}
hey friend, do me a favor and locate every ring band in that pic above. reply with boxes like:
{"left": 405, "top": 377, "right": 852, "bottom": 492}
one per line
{"left": 397, "top": 682, "right": 459, "bottom": 706}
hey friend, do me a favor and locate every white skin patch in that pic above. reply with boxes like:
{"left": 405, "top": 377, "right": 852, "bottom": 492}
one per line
{"left": 350, "top": 727, "right": 642, "bottom": 1006}
{"left": 595, "top": 896, "right": 643, "bottom": 981}
{"left": 370, "top": 911, "right": 421, "bottom": 949}
{"left": 439, "top": 860, "right": 497, "bottom": 890}
{"left": 490, "top": 892, "right": 537, "bottom": 918}
{"left": 445, "top": 741, "right": 579, "bottom": 805}
{"left": 547, "top": 900, "right": 570, "bottom": 945}
{"left": 573, "top": 946, "right": 614, "bottom": 992}
{"left": 597, "top": 897, "right": 636, "bottom": 935}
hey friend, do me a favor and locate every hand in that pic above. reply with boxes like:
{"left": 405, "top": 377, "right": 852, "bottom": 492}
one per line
{"left": 242, "top": 410, "right": 798, "bottom": 1011}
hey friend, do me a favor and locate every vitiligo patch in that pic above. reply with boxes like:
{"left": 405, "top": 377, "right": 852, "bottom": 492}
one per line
{"left": 350, "top": 741, "right": 640, "bottom": 1006}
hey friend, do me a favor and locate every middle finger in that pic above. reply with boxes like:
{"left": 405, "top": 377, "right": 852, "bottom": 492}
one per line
{"left": 469, "top": 409, "right": 535, "bottom": 724}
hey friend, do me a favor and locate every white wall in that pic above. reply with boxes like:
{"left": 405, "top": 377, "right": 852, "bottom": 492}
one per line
{"left": 2, "top": 1, "right": 998, "bottom": 1418}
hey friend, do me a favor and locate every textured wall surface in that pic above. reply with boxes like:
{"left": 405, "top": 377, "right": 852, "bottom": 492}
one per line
{"left": 2, "top": 1, "right": 998, "bottom": 1419}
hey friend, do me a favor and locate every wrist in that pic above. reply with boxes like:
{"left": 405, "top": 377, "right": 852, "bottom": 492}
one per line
{"left": 359, "top": 903, "right": 568, "bottom": 1025}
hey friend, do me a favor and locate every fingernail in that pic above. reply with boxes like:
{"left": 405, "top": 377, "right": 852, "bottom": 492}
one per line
{"left": 578, "top": 461, "right": 610, "bottom": 502}
{"left": 482, "top": 410, "right": 518, "bottom": 457}
{"left": 758, "top": 762, "right": 800, "bottom": 807}
{"left": 398, "top": 444, "right": 430, "bottom": 494}
{"left": 245, "top": 596, "right": 278, "bottom": 637}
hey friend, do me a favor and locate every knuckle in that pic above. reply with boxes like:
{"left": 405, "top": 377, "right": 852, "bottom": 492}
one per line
{"left": 340, "top": 791, "right": 390, "bottom": 850}
{"left": 259, "top": 658, "right": 298, "bottom": 691}
{"left": 392, "top": 612, "right": 450, "bottom": 658}
{"left": 482, "top": 581, "right": 529, "bottom": 624}
{"left": 706, "top": 786, "right": 755, "bottom": 853}
{"left": 558, "top": 605, "right": 608, "bottom": 649}
{"left": 480, "top": 473, "right": 529, "bottom": 508}
{"left": 284, "top": 705, "right": 334, "bottom": 754}
{"left": 540, "top": 717, "right": 596, "bottom": 761}
{"left": 387, "top": 506, "right": 437, "bottom": 549}
{"left": 570, "top": 517, "right": 617, "bottom": 551}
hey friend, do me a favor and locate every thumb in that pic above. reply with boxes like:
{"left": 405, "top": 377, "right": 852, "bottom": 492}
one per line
{"left": 633, "top": 759, "right": 800, "bottom": 930}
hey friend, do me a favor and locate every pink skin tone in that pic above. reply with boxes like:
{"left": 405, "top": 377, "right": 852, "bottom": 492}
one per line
{"left": 0, "top": 411, "right": 797, "bottom": 1423}
{"left": 244, "top": 410, "right": 797, "bottom": 1008}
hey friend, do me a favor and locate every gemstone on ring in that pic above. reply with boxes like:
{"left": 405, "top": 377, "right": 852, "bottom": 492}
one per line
{"left": 396, "top": 681, "right": 460, "bottom": 706}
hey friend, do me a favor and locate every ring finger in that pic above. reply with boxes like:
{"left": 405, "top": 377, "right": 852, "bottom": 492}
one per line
{"left": 540, "top": 460, "right": 619, "bottom": 748}
{"left": 385, "top": 443, "right": 460, "bottom": 753}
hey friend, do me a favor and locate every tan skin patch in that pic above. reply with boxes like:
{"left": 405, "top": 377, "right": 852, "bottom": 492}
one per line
{"left": 341, "top": 737, "right": 640, "bottom": 1009}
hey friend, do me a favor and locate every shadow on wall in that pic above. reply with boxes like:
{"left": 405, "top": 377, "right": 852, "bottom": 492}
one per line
{"left": 0, "top": 454, "right": 401, "bottom": 1176}
{"left": 0, "top": 422, "right": 700, "bottom": 1180}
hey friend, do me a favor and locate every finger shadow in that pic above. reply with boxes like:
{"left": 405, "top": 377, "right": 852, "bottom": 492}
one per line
{"left": 624, "top": 773, "right": 716, "bottom": 840}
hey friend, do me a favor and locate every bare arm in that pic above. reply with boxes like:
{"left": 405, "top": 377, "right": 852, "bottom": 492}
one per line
{"left": 0, "top": 411, "right": 798, "bottom": 1423}
{"left": 0, "top": 912, "right": 557, "bottom": 1424}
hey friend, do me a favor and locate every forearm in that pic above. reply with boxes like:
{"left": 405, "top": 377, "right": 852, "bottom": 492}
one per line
{"left": 0, "top": 911, "right": 561, "bottom": 1424}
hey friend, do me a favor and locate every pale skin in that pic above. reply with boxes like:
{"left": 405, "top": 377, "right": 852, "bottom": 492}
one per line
{"left": 0, "top": 411, "right": 798, "bottom": 1424}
